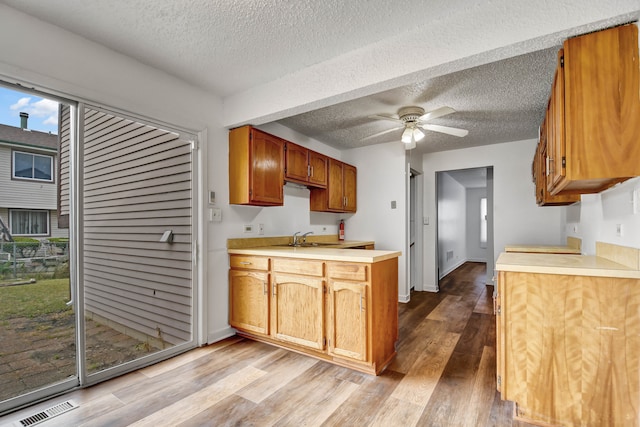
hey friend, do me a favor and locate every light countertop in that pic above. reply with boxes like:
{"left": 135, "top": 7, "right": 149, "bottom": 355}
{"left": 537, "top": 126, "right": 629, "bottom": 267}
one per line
{"left": 504, "top": 244, "right": 581, "bottom": 254}
{"left": 496, "top": 252, "right": 640, "bottom": 279}
{"left": 228, "top": 245, "right": 401, "bottom": 263}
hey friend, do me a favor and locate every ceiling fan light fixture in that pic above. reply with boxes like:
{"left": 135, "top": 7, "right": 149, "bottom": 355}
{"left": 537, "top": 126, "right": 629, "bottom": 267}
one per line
{"left": 401, "top": 127, "right": 413, "bottom": 143}
{"left": 413, "top": 128, "right": 425, "bottom": 142}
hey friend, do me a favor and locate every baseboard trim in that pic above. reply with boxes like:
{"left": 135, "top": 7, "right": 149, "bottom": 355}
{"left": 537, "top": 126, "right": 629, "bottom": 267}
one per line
{"left": 439, "top": 258, "right": 466, "bottom": 280}
{"left": 207, "top": 327, "right": 236, "bottom": 344}
{"left": 398, "top": 293, "right": 410, "bottom": 303}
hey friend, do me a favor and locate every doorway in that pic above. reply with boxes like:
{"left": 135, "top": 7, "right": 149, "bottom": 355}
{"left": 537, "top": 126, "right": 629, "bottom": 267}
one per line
{"left": 435, "top": 167, "right": 494, "bottom": 284}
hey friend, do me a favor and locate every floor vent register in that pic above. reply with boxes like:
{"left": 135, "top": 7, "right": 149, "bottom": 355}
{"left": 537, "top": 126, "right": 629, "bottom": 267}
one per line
{"left": 15, "top": 400, "right": 78, "bottom": 426}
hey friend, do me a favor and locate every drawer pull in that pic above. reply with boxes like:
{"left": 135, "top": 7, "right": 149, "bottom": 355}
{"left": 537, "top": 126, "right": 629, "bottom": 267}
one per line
{"left": 239, "top": 261, "right": 252, "bottom": 265}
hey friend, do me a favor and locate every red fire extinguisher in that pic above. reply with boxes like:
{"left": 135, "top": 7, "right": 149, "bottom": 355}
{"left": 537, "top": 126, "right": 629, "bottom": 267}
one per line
{"left": 339, "top": 219, "right": 345, "bottom": 241}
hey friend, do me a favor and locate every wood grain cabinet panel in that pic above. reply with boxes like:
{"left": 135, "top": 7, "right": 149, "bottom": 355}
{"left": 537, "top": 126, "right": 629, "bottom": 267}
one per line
{"left": 229, "top": 126, "right": 285, "bottom": 206}
{"left": 545, "top": 23, "right": 640, "bottom": 196}
{"left": 327, "top": 280, "right": 367, "bottom": 361}
{"left": 271, "top": 272, "right": 325, "bottom": 350}
{"left": 497, "top": 270, "right": 640, "bottom": 426}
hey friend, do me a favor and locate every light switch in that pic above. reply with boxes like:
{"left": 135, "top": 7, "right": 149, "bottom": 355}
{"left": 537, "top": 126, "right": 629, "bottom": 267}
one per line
{"left": 210, "top": 208, "right": 222, "bottom": 222}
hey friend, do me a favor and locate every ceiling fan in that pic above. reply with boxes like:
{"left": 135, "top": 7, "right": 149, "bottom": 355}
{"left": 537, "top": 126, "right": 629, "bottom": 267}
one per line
{"left": 364, "top": 106, "right": 468, "bottom": 149}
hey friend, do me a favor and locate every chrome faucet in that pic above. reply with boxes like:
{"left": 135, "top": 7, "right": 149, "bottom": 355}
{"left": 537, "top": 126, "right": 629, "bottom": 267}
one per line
{"left": 301, "top": 231, "right": 314, "bottom": 243}
{"left": 292, "top": 231, "right": 301, "bottom": 246}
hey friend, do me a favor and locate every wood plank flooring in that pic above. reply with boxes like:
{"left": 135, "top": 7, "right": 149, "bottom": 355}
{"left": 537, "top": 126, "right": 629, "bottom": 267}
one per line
{"left": 1, "top": 262, "right": 536, "bottom": 426}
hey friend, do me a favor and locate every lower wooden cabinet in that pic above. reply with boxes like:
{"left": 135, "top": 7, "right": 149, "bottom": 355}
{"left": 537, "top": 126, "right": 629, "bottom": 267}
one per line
{"left": 229, "top": 254, "right": 398, "bottom": 375}
{"left": 327, "top": 279, "right": 367, "bottom": 361}
{"left": 496, "top": 269, "right": 640, "bottom": 426}
{"left": 271, "top": 259, "right": 325, "bottom": 350}
{"left": 228, "top": 256, "right": 270, "bottom": 336}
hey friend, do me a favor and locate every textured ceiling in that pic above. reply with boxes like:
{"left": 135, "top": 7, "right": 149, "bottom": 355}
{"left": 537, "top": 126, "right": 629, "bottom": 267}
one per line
{"left": 277, "top": 47, "right": 559, "bottom": 153}
{"left": 2, "top": 1, "right": 638, "bottom": 155}
{"left": 1, "top": 0, "right": 474, "bottom": 97}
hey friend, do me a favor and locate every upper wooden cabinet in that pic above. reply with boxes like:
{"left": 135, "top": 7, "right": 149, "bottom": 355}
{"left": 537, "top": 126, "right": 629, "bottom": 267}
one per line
{"left": 310, "top": 158, "right": 357, "bottom": 213}
{"left": 545, "top": 23, "right": 640, "bottom": 196}
{"left": 284, "top": 142, "right": 328, "bottom": 188}
{"left": 229, "top": 126, "right": 285, "bottom": 206}
{"left": 533, "top": 114, "right": 580, "bottom": 206}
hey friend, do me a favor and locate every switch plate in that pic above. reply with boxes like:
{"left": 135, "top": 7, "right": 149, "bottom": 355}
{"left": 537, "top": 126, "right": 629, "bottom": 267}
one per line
{"left": 209, "top": 191, "right": 216, "bottom": 204}
{"left": 243, "top": 224, "right": 253, "bottom": 233}
{"left": 210, "top": 208, "right": 222, "bottom": 222}
{"left": 633, "top": 189, "right": 640, "bottom": 214}
{"left": 616, "top": 224, "right": 623, "bottom": 237}
{"left": 391, "top": 200, "right": 397, "bottom": 209}
{"left": 423, "top": 216, "right": 429, "bottom": 225}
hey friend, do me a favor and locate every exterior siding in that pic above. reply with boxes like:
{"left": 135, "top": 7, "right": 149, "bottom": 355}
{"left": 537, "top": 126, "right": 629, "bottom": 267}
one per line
{"left": 0, "top": 144, "right": 58, "bottom": 210}
{"left": 83, "top": 107, "right": 193, "bottom": 346}
{"left": 58, "top": 104, "right": 71, "bottom": 228}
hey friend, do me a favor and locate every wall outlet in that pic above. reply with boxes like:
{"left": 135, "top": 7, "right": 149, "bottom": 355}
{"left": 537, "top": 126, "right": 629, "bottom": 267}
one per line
{"left": 258, "top": 224, "right": 264, "bottom": 235}
{"left": 616, "top": 223, "right": 623, "bottom": 237}
{"left": 633, "top": 189, "right": 640, "bottom": 214}
{"left": 243, "top": 224, "right": 253, "bottom": 233}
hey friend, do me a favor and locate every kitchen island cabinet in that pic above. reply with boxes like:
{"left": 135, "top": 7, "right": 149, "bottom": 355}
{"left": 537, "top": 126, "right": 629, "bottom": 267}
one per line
{"left": 495, "top": 251, "right": 640, "bottom": 426}
{"left": 228, "top": 246, "right": 400, "bottom": 375}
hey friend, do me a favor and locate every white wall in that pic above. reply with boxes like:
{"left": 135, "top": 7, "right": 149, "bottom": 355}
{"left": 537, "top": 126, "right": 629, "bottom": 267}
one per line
{"left": 565, "top": 177, "right": 640, "bottom": 254}
{"left": 342, "top": 142, "right": 409, "bottom": 301}
{"left": 467, "top": 187, "right": 488, "bottom": 262}
{"left": 437, "top": 172, "right": 467, "bottom": 278}
{"left": 422, "top": 139, "right": 565, "bottom": 291}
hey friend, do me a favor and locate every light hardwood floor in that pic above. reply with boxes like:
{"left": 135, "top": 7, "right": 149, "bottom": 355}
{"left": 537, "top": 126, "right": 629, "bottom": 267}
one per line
{"left": 1, "top": 262, "right": 534, "bottom": 426}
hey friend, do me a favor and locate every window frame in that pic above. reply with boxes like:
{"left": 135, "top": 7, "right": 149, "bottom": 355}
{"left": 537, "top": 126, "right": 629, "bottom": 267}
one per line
{"left": 12, "top": 149, "right": 55, "bottom": 183}
{"left": 9, "top": 209, "right": 51, "bottom": 237}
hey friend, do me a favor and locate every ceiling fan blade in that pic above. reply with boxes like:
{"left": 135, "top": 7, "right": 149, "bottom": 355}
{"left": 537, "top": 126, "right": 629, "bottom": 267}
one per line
{"left": 368, "top": 114, "right": 403, "bottom": 123}
{"left": 361, "top": 125, "right": 404, "bottom": 140}
{"left": 418, "top": 106, "right": 456, "bottom": 122}
{"left": 421, "top": 123, "right": 469, "bottom": 137}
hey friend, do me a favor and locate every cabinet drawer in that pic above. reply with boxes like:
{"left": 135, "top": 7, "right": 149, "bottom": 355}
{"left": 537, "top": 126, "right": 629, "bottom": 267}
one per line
{"left": 327, "top": 262, "right": 368, "bottom": 281}
{"left": 230, "top": 255, "right": 269, "bottom": 271}
{"left": 272, "top": 258, "right": 324, "bottom": 276}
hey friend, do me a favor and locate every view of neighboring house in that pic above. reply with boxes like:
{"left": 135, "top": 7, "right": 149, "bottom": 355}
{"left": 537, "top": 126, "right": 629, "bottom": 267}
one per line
{"left": 0, "top": 112, "right": 68, "bottom": 242}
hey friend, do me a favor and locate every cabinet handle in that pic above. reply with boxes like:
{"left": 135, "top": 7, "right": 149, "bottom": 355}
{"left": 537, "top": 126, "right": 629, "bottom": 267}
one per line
{"left": 263, "top": 281, "right": 268, "bottom": 295}
{"left": 307, "top": 165, "right": 311, "bottom": 177}
{"left": 360, "top": 293, "right": 364, "bottom": 312}
{"left": 310, "top": 166, "right": 314, "bottom": 177}
{"left": 273, "top": 284, "right": 277, "bottom": 296}
{"left": 239, "top": 261, "right": 252, "bottom": 265}
{"left": 344, "top": 196, "right": 347, "bottom": 207}
{"left": 547, "top": 156, "right": 553, "bottom": 175}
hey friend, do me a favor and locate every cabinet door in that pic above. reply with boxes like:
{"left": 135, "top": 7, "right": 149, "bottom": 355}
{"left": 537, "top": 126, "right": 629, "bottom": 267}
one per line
{"left": 327, "top": 158, "right": 345, "bottom": 211}
{"left": 250, "top": 130, "right": 284, "bottom": 205}
{"left": 327, "top": 280, "right": 367, "bottom": 361}
{"left": 284, "top": 142, "right": 309, "bottom": 183}
{"left": 308, "top": 151, "right": 328, "bottom": 188}
{"left": 342, "top": 163, "right": 357, "bottom": 212}
{"left": 229, "top": 270, "right": 270, "bottom": 335}
{"left": 271, "top": 273, "right": 325, "bottom": 350}
{"left": 547, "top": 50, "right": 566, "bottom": 192}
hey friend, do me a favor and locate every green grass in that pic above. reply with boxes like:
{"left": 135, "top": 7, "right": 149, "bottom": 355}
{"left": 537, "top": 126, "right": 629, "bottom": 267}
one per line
{"left": 0, "top": 279, "right": 72, "bottom": 320}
